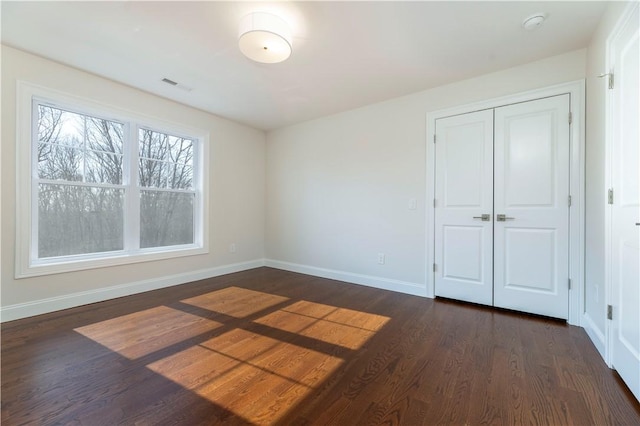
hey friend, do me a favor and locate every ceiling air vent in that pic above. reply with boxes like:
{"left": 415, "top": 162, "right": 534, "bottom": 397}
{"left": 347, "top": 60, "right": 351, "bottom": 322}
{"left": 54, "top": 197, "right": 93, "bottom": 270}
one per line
{"left": 161, "top": 77, "right": 178, "bottom": 86}
{"left": 161, "top": 77, "right": 193, "bottom": 92}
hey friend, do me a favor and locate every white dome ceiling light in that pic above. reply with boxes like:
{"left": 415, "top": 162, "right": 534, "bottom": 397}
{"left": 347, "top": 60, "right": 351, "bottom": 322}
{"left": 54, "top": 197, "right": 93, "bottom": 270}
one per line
{"left": 239, "top": 12, "right": 292, "bottom": 64}
{"left": 522, "top": 13, "right": 547, "bottom": 31}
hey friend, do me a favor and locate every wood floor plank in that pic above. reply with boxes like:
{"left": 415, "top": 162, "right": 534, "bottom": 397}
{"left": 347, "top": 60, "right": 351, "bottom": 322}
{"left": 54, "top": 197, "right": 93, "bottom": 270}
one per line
{"left": 2, "top": 267, "right": 639, "bottom": 425}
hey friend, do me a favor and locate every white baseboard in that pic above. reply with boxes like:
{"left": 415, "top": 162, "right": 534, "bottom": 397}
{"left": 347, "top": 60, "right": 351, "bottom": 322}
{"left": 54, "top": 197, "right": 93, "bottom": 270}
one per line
{"left": 0, "top": 259, "right": 266, "bottom": 323}
{"left": 265, "top": 259, "right": 427, "bottom": 297}
{"left": 582, "top": 312, "right": 607, "bottom": 362}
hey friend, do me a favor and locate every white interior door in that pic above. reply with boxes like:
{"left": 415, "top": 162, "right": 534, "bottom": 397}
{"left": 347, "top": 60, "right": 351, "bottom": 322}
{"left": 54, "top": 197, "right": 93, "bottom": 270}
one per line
{"left": 493, "top": 95, "right": 570, "bottom": 319}
{"left": 610, "top": 3, "right": 640, "bottom": 401}
{"left": 434, "top": 110, "right": 494, "bottom": 306}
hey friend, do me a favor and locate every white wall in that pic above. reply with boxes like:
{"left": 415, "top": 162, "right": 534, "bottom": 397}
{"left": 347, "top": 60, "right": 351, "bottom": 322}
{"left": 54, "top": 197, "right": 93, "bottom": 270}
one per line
{"left": 1, "top": 46, "right": 266, "bottom": 320}
{"left": 583, "top": 1, "right": 631, "bottom": 355}
{"left": 266, "top": 49, "right": 586, "bottom": 295}
{"left": 0, "top": 45, "right": 597, "bottom": 320}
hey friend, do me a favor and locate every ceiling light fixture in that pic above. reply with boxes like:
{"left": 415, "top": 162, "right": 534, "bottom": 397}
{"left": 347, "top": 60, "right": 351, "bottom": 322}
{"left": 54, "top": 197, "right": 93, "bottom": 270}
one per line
{"left": 522, "top": 13, "right": 547, "bottom": 31}
{"left": 239, "top": 12, "right": 292, "bottom": 64}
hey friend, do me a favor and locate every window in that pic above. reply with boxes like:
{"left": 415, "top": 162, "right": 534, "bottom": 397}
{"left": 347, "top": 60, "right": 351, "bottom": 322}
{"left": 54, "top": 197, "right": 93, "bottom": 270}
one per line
{"left": 16, "top": 83, "right": 208, "bottom": 277}
{"left": 138, "top": 128, "right": 195, "bottom": 248}
{"left": 36, "top": 105, "right": 126, "bottom": 258}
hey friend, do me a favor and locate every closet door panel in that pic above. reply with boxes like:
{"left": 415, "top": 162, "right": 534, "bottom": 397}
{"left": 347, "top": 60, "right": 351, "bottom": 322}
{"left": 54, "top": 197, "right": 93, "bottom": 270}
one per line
{"left": 493, "top": 95, "right": 570, "bottom": 319}
{"left": 434, "top": 110, "right": 493, "bottom": 306}
{"left": 503, "top": 228, "right": 557, "bottom": 291}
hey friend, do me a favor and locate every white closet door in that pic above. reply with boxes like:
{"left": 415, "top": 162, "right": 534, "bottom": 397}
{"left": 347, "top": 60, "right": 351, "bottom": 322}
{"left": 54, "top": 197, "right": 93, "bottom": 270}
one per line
{"left": 493, "top": 95, "right": 570, "bottom": 319}
{"left": 610, "top": 3, "right": 640, "bottom": 401}
{"left": 434, "top": 110, "right": 494, "bottom": 306}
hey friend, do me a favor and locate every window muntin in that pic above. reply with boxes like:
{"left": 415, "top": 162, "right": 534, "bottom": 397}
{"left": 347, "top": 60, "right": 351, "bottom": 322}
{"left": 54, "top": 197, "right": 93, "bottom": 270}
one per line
{"left": 29, "top": 98, "right": 203, "bottom": 270}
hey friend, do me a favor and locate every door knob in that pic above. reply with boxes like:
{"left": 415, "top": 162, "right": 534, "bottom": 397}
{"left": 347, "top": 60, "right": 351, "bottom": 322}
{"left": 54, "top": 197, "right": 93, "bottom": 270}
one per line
{"left": 473, "top": 214, "right": 491, "bottom": 221}
{"left": 496, "top": 214, "right": 515, "bottom": 222}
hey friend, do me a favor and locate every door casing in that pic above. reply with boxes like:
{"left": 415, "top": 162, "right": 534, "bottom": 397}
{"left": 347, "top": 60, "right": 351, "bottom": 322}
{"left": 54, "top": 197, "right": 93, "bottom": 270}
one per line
{"left": 604, "top": 1, "right": 640, "bottom": 400}
{"left": 426, "top": 81, "right": 585, "bottom": 326}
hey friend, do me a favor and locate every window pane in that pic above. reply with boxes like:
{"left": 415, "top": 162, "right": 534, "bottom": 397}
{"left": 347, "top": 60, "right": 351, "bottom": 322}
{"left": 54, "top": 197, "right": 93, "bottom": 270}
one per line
{"left": 139, "top": 128, "right": 168, "bottom": 160}
{"left": 37, "top": 143, "right": 83, "bottom": 181}
{"left": 167, "top": 162, "right": 193, "bottom": 190}
{"left": 86, "top": 150, "right": 123, "bottom": 184}
{"left": 37, "top": 105, "right": 83, "bottom": 147}
{"left": 38, "top": 184, "right": 124, "bottom": 258}
{"left": 86, "top": 116, "right": 124, "bottom": 155}
{"left": 139, "top": 129, "right": 194, "bottom": 163}
{"left": 139, "top": 158, "right": 168, "bottom": 188}
{"left": 167, "top": 135, "right": 193, "bottom": 165}
{"left": 140, "top": 190, "right": 194, "bottom": 248}
{"left": 138, "top": 159, "right": 192, "bottom": 189}
{"left": 139, "top": 129, "right": 194, "bottom": 190}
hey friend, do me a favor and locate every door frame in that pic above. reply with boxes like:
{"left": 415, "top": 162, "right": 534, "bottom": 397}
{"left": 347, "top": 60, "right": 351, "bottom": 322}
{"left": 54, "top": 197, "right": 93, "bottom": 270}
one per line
{"left": 604, "top": 1, "right": 639, "bottom": 369}
{"left": 426, "top": 81, "right": 585, "bottom": 326}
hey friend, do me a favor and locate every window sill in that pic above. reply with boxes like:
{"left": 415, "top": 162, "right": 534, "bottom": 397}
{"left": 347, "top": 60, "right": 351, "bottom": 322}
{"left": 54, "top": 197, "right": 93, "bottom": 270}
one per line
{"left": 16, "top": 245, "right": 208, "bottom": 279}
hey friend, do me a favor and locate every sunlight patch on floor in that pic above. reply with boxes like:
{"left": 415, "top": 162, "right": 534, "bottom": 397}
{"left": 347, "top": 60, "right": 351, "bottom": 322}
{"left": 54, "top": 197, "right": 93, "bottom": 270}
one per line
{"left": 181, "top": 286, "right": 289, "bottom": 318}
{"left": 74, "top": 305, "right": 222, "bottom": 359}
{"left": 146, "top": 328, "right": 344, "bottom": 424}
{"left": 254, "top": 300, "right": 390, "bottom": 350}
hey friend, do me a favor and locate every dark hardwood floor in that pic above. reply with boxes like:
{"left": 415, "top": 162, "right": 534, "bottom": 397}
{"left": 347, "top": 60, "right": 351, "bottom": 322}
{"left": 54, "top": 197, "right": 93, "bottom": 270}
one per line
{"left": 2, "top": 267, "right": 639, "bottom": 425}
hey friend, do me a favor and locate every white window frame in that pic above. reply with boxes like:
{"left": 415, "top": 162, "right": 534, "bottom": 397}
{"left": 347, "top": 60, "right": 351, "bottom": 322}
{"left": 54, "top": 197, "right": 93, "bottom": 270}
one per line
{"left": 16, "top": 81, "right": 209, "bottom": 278}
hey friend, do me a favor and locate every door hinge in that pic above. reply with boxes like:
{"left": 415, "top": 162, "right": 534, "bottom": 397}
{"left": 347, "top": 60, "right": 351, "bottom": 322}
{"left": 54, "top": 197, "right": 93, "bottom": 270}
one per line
{"left": 433, "top": 198, "right": 436, "bottom": 208}
{"left": 568, "top": 195, "right": 572, "bottom": 207}
{"left": 599, "top": 72, "right": 614, "bottom": 90}
{"left": 608, "top": 188, "right": 614, "bottom": 205}
{"left": 607, "top": 305, "right": 613, "bottom": 320}
{"left": 433, "top": 134, "right": 436, "bottom": 144}
{"left": 433, "top": 263, "right": 437, "bottom": 272}
{"left": 568, "top": 112, "right": 573, "bottom": 125}
{"left": 568, "top": 278, "right": 572, "bottom": 290}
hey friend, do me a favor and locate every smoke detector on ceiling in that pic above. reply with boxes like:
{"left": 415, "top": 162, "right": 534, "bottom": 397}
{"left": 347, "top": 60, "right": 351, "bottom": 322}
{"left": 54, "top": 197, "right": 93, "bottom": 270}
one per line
{"left": 522, "top": 13, "right": 547, "bottom": 31}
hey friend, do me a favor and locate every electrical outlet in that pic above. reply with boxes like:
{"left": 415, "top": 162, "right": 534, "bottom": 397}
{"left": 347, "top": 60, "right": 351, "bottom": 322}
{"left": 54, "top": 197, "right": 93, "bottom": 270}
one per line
{"left": 409, "top": 198, "right": 417, "bottom": 210}
{"left": 377, "top": 253, "right": 385, "bottom": 265}
{"left": 229, "top": 243, "right": 237, "bottom": 253}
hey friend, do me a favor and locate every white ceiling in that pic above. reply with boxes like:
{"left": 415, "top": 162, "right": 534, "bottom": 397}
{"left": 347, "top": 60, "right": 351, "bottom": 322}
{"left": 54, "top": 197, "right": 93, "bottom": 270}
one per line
{"left": 1, "top": 1, "right": 607, "bottom": 130}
